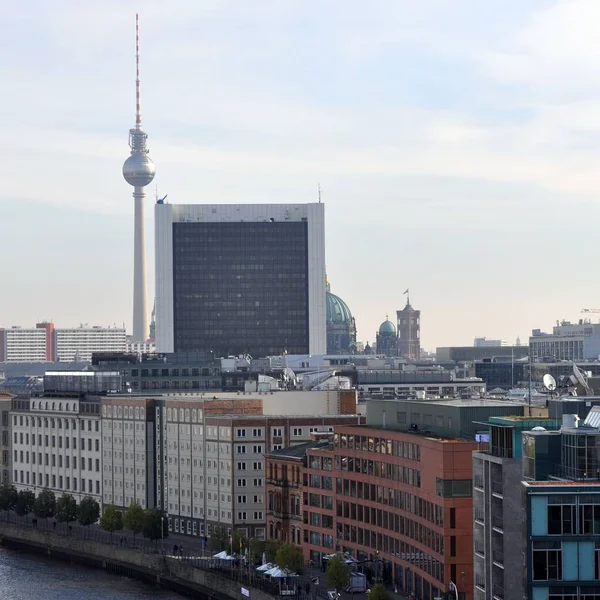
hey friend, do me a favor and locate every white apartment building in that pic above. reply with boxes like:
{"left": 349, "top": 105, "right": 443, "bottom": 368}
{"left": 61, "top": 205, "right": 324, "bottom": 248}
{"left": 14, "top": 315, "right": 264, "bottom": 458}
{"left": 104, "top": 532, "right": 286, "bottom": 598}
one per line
{"left": 126, "top": 341, "right": 156, "bottom": 355}
{"left": 11, "top": 396, "right": 102, "bottom": 503}
{"left": 156, "top": 401, "right": 363, "bottom": 540}
{"left": 100, "top": 396, "right": 155, "bottom": 510}
{"left": 0, "top": 327, "right": 49, "bottom": 362}
{"left": 55, "top": 326, "right": 127, "bottom": 362}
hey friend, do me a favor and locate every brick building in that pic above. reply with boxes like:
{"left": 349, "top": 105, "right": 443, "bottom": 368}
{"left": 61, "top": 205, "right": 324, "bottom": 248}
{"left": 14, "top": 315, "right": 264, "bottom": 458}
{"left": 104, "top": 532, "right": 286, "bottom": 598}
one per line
{"left": 267, "top": 425, "right": 481, "bottom": 600}
{"left": 265, "top": 438, "right": 330, "bottom": 545}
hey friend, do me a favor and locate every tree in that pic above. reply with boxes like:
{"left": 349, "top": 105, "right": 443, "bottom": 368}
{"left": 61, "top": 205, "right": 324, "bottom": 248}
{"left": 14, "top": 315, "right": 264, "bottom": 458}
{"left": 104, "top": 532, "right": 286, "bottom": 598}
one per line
{"left": 231, "top": 529, "right": 248, "bottom": 556}
{"left": 265, "top": 539, "right": 282, "bottom": 562}
{"left": 100, "top": 504, "right": 123, "bottom": 534}
{"left": 0, "top": 485, "right": 18, "bottom": 511}
{"left": 249, "top": 538, "right": 266, "bottom": 564}
{"left": 14, "top": 490, "right": 35, "bottom": 518}
{"left": 77, "top": 496, "right": 100, "bottom": 527}
{"left": 34, "top": 488, "right": 56, "bottom": 520}
{"left": 124, "top": 502, "right": 145, "bottom": 541}
{"left": 368, "top": 584, "right": 391, "bottom": 600}
{"left": 141, "top": 509, "right": 168, "bottom": 541}
{"left": 275, "top": 542, "right": 304, "bottom": 574}
{"left": 209, "top": 524, "right": 229, "bottom": 551}
{"left": 326, "top": 555, "right": 350, "bottom": 592}
{"left": 55, "top": 494, "right": 77, "bottom": 524}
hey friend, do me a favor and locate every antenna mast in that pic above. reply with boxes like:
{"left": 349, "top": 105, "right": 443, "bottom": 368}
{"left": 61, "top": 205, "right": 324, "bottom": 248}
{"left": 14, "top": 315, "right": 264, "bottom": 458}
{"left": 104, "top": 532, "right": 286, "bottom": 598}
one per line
{"left": 318, "top": 183, "right": 322, "bottom": 203}
{"left": 135, "top": 13, "right": 141, "bottom": 128}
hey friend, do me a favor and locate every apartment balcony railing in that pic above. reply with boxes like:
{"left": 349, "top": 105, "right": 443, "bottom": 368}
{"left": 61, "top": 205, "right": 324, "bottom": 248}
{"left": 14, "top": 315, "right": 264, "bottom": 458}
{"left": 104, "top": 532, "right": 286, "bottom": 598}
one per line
{"left": 474, "top": 475, "right": 484, "bottom": 490}
{"left": 474, "top": 544, "right": 485, "bottom": 557}
{"left": 475, "top": 578, "right": 486, "bottom": 592}
{"left": 474, "top": 509, "right": 485, "bottom": 524}
{"left": 491, "top": 480, "right": 504, "bottom": 497}
{"left": 492, "top": 516, "right": 504, "bottom": 532}
{"left": 492, "top": 550, "right": 504, "bottom": 566}
{"left": 493, "top": 584, "right": 504, "bottom": 600}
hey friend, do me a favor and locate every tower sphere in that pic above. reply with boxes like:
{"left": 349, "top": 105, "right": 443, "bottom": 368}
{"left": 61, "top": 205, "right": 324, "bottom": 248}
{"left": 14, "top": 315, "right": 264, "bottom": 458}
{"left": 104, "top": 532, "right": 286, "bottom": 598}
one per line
{"left": 123, "top": 152, "right": 156, "bottom": 187}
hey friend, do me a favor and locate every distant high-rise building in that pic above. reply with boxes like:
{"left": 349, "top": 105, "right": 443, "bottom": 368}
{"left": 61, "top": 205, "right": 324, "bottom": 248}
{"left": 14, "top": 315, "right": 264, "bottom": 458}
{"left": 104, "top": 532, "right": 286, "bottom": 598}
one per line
{"left": 397, "top": 292, "right": 420, "bottom": 360}
{"left": 122, "top": 14, "right": 156, "bottom": 343}
{"left": 155, "top": 203, "right": 326, "bottom": 357}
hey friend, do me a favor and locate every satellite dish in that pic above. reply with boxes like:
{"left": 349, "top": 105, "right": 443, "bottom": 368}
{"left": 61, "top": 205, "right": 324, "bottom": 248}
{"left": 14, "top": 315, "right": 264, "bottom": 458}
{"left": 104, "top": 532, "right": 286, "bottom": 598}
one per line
{"left": 543, "top": 374, "right": 557, "bottom": 392}
{"left": 573, "top": 363, "right": 593, "bottom": 396}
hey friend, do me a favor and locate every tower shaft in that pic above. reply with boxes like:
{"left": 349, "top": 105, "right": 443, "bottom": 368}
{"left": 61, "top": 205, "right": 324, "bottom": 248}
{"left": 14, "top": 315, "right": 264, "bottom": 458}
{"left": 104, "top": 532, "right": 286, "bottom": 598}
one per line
{"left": 133, "top": 187, "right": 148, "bottom": 342}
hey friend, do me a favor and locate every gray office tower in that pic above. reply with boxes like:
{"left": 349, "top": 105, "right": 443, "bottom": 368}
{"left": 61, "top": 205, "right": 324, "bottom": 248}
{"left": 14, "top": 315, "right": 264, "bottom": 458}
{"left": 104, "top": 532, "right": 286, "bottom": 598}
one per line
{"left": 155, "top": 203, "right": 326, "bottom": 357}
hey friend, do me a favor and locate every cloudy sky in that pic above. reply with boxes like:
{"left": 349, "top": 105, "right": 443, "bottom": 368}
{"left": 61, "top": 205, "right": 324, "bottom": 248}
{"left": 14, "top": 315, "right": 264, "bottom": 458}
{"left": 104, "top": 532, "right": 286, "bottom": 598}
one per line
{"left": 2, "top": 0, "right": 600, "bottom": 351}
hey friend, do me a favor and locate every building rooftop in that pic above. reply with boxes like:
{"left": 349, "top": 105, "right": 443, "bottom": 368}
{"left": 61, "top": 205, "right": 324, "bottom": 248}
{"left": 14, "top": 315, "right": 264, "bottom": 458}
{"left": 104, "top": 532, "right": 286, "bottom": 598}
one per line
{"left": 264, "top": 439, "right": 330, "bottom": 459}
{"left": 524, "top": 481, "right": 600, "bottom": 487}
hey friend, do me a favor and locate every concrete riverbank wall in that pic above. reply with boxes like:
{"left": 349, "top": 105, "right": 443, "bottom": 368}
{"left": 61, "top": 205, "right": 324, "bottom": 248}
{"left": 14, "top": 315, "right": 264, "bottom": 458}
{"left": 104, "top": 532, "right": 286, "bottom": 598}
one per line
{"left": 0, "top": 522, "right": 274, "bottom": 600}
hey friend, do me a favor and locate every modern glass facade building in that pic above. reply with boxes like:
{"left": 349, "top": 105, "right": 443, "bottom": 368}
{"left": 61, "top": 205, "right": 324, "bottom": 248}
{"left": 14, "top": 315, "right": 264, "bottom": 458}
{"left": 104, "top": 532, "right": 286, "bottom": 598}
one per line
{"left": 523, "top": 481, "right": 600, "bottom": 600}
{"left": 155, "top": 203, "right": 326, "bottom": 357}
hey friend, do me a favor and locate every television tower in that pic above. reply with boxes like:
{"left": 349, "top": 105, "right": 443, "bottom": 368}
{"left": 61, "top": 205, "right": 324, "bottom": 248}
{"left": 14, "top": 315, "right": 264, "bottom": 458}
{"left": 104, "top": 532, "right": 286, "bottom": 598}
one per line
{"left": 123, "top": 14, "right": 155, "bottom": 342}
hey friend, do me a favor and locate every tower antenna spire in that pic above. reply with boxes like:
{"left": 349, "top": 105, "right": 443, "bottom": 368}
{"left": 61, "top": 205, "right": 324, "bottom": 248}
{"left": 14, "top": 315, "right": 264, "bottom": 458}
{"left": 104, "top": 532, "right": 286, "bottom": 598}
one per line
{"left": 135, "top": 13, "right": 141, "bottom": 128}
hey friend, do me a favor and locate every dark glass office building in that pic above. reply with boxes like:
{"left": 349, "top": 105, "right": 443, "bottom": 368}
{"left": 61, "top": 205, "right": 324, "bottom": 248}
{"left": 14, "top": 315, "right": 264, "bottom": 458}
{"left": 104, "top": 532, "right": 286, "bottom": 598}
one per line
{"left": 155, "top": 203, "right": 326, "bottom": 357}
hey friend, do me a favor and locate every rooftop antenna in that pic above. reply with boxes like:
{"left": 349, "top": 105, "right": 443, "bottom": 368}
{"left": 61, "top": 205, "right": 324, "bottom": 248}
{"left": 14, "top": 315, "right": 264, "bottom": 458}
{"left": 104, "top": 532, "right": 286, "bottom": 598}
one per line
{"left": 318, "top": 183, "right": 322, "bottom": 203}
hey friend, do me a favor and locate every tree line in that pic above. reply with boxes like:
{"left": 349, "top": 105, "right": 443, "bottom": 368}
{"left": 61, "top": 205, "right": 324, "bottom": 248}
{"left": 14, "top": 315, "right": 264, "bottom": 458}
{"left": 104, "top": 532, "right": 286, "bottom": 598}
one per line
{"left": 0, "top": 485, "right": 168, "bottom": 541}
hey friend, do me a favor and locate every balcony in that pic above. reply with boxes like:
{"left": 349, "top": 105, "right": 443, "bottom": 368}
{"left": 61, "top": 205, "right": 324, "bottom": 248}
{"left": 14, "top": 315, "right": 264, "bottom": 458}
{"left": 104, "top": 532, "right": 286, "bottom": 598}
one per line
{"left": 474, "top": 509, "right": 485, "bottom": 524}
{"left": 266, "top": 478, "right": 299, "bottom": 488}
{"left": 491, "top": 480, "right": 503, "bottom": 497}
{"left": 492, "top": 516, "right": 504, "bottom": 533}
{"left": 492, "top": 584, "right": 504, "bottom": 600}
{"left": 474, "top": 544, "right": 485, "bottom": 558}
{"left": 475, "top": 578, "right": 486, "bottom": 593}
{"left": 492, "top": 550, "right": 504, "bottom": 567}
{"left": 474, "top": 475, "right": 484, "bottom": 490}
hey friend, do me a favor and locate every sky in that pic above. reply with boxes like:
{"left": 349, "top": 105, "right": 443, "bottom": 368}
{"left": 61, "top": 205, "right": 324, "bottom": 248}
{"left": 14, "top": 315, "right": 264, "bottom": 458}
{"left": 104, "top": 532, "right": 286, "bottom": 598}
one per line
{"left": 2, "top": 0, "right": 600, "bottom": 351}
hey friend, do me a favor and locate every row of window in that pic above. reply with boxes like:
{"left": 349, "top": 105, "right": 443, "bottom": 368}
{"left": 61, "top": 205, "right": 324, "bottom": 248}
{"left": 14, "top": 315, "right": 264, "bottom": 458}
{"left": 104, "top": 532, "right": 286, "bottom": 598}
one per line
{"left": 334, "top": 480, "right": 445, "bottom": 527}
{"left": 334, "top": 434, "right": 421, "bottom": 462}
{"left": 14, "top": 470, "right": 99, "bottom": 494}
{"left": 14, "top": 416, "right": 98, "bottom": 431}
{"left": 132, "top": 367, "right": 218, "bottom": 378}
{"left": 14, "top": 451, "right": 98, "bottom": 471}
{"left": 335, "top": 456, "right": 421, "bottom": 487}
{"left": 337, "top": 502, "right": 445, "bottom": 555}
{"left": 15, "top": 433, "right": 99, "bottom": 452}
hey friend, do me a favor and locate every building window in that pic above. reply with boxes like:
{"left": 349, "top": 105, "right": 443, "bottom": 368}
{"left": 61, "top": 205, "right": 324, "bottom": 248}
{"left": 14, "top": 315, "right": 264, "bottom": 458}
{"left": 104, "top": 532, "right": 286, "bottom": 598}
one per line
{"left": 293, "top": 428, "right": 303, "bottom": 437}
{"left": 548, "top": 504, "right": 575, "bottom": 535}
{"left": 254, "top": 511, "right": 263, "bottom": 520}
{"left": 237, "top": 512, "right": 247, "bottom": 520}
{"left": 253, "top": 428, "right": 263, "bottom": 437}
{"left": 237, "top": 429, "right": 246, "bottom": 438}
{"left": 436, "top": 478, "right": 471, "bottom": 498}
{"left": 579, "top": 504, "right": 600, "bottom": 535}
{"left": 532, "top": 541, "right": 562, "bottom": 581}
{"left": 253, "top": 445, "right": 263, "bottom": 454}
{"left": 237, "top": 478, "right": 247, "bottom": 487}
{"left": 237, "top": 445, "right": 246, "bottom": 454}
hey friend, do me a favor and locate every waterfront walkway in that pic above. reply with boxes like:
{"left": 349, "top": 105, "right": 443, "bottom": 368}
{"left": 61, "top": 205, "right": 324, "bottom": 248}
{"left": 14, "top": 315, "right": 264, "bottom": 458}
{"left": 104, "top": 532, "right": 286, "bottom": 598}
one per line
{"left": 0, "top": 511, "right": 410, "bottom": 600}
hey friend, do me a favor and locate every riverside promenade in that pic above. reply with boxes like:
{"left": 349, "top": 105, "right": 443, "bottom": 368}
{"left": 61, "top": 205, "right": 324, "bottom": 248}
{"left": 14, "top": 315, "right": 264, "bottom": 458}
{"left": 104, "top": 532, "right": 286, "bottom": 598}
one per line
{"left": 0, "top": 512, "right": 277, "bottom": 600}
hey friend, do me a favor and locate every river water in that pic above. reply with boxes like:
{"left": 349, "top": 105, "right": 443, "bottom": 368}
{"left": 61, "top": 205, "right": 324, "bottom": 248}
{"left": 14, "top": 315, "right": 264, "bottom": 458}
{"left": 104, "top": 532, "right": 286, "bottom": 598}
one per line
{"left": 0, "top": 547, "right": 184, "bottom": 600}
